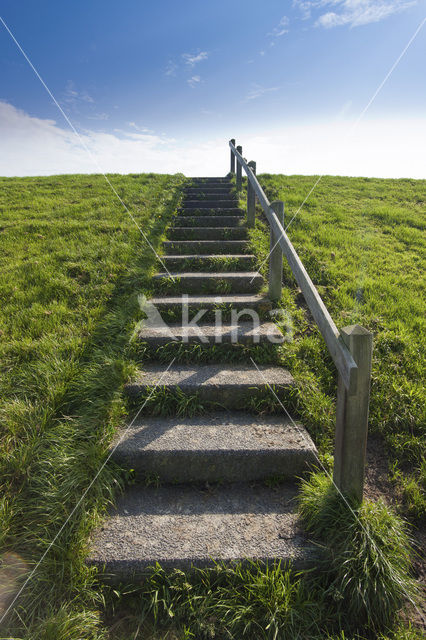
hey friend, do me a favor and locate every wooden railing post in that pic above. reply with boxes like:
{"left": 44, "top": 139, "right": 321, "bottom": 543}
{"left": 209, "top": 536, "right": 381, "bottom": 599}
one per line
{"left": 230, "top": 139, "right": 236, "bottom": 174}
{"left": 247, "top": 161, "right": 256, "bottom": 228}
{"left": 333, "top": 325, "right": 373, "bottom": 503}
{"left": 236, "top": 146, "right": 242, "bottom": 191}
{"left": 269, "top": 200, "right": 284, "bottom": 301}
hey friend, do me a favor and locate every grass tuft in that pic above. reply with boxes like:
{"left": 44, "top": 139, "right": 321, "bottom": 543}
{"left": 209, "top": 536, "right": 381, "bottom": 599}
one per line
{"left": 104, "top": 561, "right": 326, "bottom": 640}
{"left": 297, "top": 471, "right": 419, "bottom": 631}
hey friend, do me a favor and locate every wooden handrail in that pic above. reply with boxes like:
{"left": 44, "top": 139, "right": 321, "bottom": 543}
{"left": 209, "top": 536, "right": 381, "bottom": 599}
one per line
{"left": 229, "top": 139, "right": 357, "bottom": 392}
{"left": 229, "top": 138, "right": 374, "bottom": 502}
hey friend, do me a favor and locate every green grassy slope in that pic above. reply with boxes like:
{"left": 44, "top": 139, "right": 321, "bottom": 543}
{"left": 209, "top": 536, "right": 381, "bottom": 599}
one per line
{"left": 0, "top": 173, "right": 185, "bottom": 637}
{"left": 0, "top": 172, "right": 424, "bottom": 639}
{"left": 251, "top": 174, "right": 425, "bottom": 519}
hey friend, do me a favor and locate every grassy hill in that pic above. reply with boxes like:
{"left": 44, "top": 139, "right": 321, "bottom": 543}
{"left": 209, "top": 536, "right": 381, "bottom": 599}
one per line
{"left": 0, "top": 172, "right": 424, "bottom": 639}
{"left": 252, "top": 174, "right": 425, "bottom": 518}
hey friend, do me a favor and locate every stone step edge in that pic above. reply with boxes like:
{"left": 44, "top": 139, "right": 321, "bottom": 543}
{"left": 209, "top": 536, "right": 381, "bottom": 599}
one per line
{"left": 153, "top": 271, "right": 262, "bottom": 279}
{"left": 162, "top": 240, "right": 249, "bottom": 245}
{"left": 168, "top": 227, "right": 247, "bottom": 232}
{"left": 137, "top": 321, "right": 284, "bottom": 345}
{"left": 125, "top": 364, "right": 295, "bottom": 395}
{"left": 160, "top": 254, "right": 255, "bottom": 259}
{"left": 148, "top": 294, "right": 272, "bottom": 306}
{"left": 173, "top": 218, "right": 244, "bottom": 227}
{"left": 177, "top": 208, "right": 244, "bottom": 214}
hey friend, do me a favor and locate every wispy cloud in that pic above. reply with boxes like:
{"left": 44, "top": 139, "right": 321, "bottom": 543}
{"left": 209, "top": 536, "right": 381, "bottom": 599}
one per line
{"left": 61, "top": 81, "right": 108, "bottom": 121}
{"left": 128, "top": 122, "right": 154, "bottom": 133}
{"left": 187, "top": 75, "right": 201, "bottom": 88}
{"left": 165, "top": 51, "right": 208, "bottom": 85}
{"left": 62, "top": 80, "right": 94, "bottom": 105}
{"left": 293, "top": 0, "right": 416, "bottom": 29}
{"left": 165, "top": 60, "right": 177, "bottom": 76}
{"left": 87, "top": 112, "right": 109, "bottom": 121}
{"left": 246, "top": 84, "right": 279, "bottom": 101}
{"left": 182, "top": 51, "right": 208, "bottom": 66}
{"left": 268, "top": 15, "right": 290, "bottom": 37}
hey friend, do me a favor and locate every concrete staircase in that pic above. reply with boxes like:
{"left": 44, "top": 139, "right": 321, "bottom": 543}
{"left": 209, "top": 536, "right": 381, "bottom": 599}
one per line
{"left": 87, "top": 176, "right": 317, "bottom": 580}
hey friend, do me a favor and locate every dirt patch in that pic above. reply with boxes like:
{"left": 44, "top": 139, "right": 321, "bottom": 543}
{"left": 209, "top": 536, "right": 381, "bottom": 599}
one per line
{"left": 364, "top": 434, "right": 399, "bottom": 506}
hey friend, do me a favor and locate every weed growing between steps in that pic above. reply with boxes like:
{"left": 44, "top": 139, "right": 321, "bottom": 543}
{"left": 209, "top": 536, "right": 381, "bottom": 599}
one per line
{"left": 103, "top": 561, "right": 327, "bottom": 639}
{"left": 126, "top": 383, "right": 299, "bottom": 417}
{"left": 161, "top": 255, "right": 252, "bottom": 272}
{"left": 147, "top": 300, "right": 272, "bottom": 324}
{"left": 0, "top": 173, "right": 185, "bottom": 638}
{"left": 133, "top": 340, "right": 279, "bottom": 365}
{"left": 102, "top": 557, "right": 420, "bottom": 640}
{"left": 128, "top": 386, "right": 206, "bottom": 418}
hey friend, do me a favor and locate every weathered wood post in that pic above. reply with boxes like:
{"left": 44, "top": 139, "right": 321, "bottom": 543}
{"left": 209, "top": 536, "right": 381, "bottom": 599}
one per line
{"left": 334, "top": 325, "right": 373, "bottom": 503}
{"left": 269, "top": 200, "right": 284, "bottom": 301}
{"left": 236, "top": 145, "right": 242, "bottom": 191}
{"left": 247, "top": 161, "right": 256, "bottom": 228}
{"left": 230, "top": 139, "right": 236, "bottom": 174}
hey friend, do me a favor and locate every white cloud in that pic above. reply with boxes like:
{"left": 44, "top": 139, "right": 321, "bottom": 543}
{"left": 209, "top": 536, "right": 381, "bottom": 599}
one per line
{"left": 268, "top": 15, "right": 290, "bottom": 37}
{"left": 293, "top": 0, "right": 416, "bottom": 29}
{"left": 187, "top": 75, "right": 201, "bottom": 88}
{"left": 246, "top": 84, "right": 280, "bottom": 100}
{"left": 0, "top": 101, "right": 425, "bottom": 178}
{"left": 182, "top": 51, "right": 208, "bottom": 66}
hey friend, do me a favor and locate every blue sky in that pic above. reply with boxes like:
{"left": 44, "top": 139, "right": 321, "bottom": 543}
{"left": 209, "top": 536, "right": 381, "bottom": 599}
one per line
{"left": 1, "top": 1, "right": 425, "bottom": 176}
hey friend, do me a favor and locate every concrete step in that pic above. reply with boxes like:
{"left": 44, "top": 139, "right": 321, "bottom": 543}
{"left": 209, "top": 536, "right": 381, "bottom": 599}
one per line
{"left": 183, "top": 200, "right": 238, "bottom": 209}
{"left": 153, "top": 272, "right": 263, "bottom": 294}
{"left": 183, "top": 192, "right": 235, "bottom": 201}
{"left": 162, "top": 240, "right": 250, "bottom": 255}
{"left": 160, "top": 254, "right": 256, "bottom": 271}
{"left": 111, "top": 413, "right": 316, "bottom": 483}
{"left": 137, "top": 321, "right": 283, "bottom": 347}
{"left": 87, "top": 482, "right": 317, "bottom": 579}
{"left": 184, "top": 188, "right": 234, "bottom": 196}
{"left": 189, "top": 177, "right": 231, "bottom": 184}
{"left": 173, "top": 216, "right": 244, "bottom": 227}
{"left": 125, "top": 363, "right": 295, "bottom": 409}
{"left": 167, "top": 227, "right": 247, "bottom": 241}
{"left": 148, "top": 294, "right": 273, "bottom": 317}
{"left": 178, "top": 207, "right": 244, "bottom": 216}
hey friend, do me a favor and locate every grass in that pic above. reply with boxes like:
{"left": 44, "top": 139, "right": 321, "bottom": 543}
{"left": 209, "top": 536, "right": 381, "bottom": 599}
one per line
{"left": 0, "top": 171, "right": 424, "bottom": 638}
{"left": 130, "top": 386, "right": 205, "bottom": 418}
{"left": 297, "top": 471, "right": 418, "bottom": 631}
{"left": 156, "top": 255, "right": 253, "bottom": 271}
{"left": 102, "top": 561, "right": 328, "bottom": 640}
{"left": 0, "top": 172, "right": 185, "bottom": 637}
{"left": 244, "top": 173, "right": 425, "bottom": 517}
